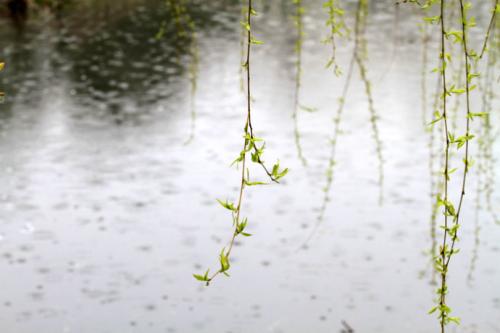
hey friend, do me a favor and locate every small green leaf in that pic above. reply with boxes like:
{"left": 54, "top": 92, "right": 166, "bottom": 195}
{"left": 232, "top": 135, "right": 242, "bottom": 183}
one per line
{"left": 193, "top": 269, "right": 210, "bottom": 282}
{"left": 216, "top": 199, "right": 237, "bottom": 212}
{"left": 244, "top": 180, "right": 268, "bottom": 186}
{"left": 250, "top": 37, "right": 264, "bottom": 45}
{"left": 219, "top": 248, "right": 230, "bottom": 273}
{"left": 429, "top": 306, "right": 438, "bottom": 314}
{"left": 240, "top": 21, "right": 250, "bottom": 31}
{"left": 193, "top": 274, "right": 206, "bottom": 281}
{"left": 299, "top": 105, "right": 318, "bottom": 113}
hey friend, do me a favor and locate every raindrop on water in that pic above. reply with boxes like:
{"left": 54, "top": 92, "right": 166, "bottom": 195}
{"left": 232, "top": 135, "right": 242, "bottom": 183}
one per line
{"left": 20, "top": 223, "right": 35, "bottom": 234}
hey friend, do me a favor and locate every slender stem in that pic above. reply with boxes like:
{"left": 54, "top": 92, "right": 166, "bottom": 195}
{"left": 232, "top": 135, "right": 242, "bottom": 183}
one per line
{"left": 325, "top": 0, "right": 346, "bottom": 76}
{"left": 438, "top": 1, "right": 450, "bottom": 331}
{"left": 479, "top": 0, "right": 499, "bottom": 59}
{"left": 300, "top": 0, "right": 383, "bottom": 249}
{"left": 480, "top": 43, "right": 500, "bottom": 224}
{"left": 356, "top": 54, "right": 384, "bottom": 204}
{"left": 293, "top": 0, "right": 307, "bottom": 166}
{"left": 468, "top": 123, "right": 484, "bottom": 284}
{"left": 300, "top": 55, "right": 356, "bottom": 250}
{"left": 429, "top": 72, "right": 443, "bottom": 286}
{"left": 239, "top": 5, "right": 246, "bottom": 92}
{"left": 206, "top": 0, "right": 254, "bottom": 285}
{"left": 421, "top": 21, "right": 429, "bottom": 126}
{"left": 201, "top": 0, "right": 285, "bottom": 286}
{"left": 444, "top": 0, "right": 472, "bottom": 270}
{"left": 355, "top": 0, "right": 384, "bottom": 205}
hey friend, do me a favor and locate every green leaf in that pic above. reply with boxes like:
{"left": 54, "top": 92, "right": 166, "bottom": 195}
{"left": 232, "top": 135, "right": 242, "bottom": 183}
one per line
{"left": 429, "top": 111, "right": 443, "bottom": 125}
{"left": 450, "top": 87, "right": 465, "bottom": 94}
{"left": 277, "top": 168, "right": 289, "bottom": 180}
{"left": 236, "top": 218, "right": 249, "bottom": 235}
{"left": 193, "top": 274, "right": 206, "bottom": 281}
{"left": 299, "top": 105, "right": 318, "bottom": 113}
{"left": 250, "top": 37, "right": 264, "bottom": 45}
{"left": 193, "top": 269, "right": 210, "bottom": 282}
{"left": 445, "top": 30, "right": 462, "bottom": 43}
{"left": 429, "top": 306, "right": 438, "bottom": 314}
{"left": 271, "top": 160, "right": 289, "bottom": 180}
{"left": 240, "top": 21, "right": 250, "bottom": 31}
{"left": 244, "top": 134, "right": 263, "bottom": 142}
{"left": 244, "top": 180, "right": 268, "bottom": 186}
{"left": 216, "top": 199, "right": 237, "bottom": 212}
{"left": 231, "top": 151, "right": 245, "bottom": 166}
{"left": 468, "top": 112, "right": 487, "bottom": 119}
{"left": 423, "top": 15, "right": 440, "bottom": 24}
{"left": 219, "top": 248, "right": 230, "bottom": 272}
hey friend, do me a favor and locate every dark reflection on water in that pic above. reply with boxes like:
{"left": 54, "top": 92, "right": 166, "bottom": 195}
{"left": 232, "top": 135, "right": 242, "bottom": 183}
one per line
{"left": 0, "top": 0, "right": 241, "bottom": 123}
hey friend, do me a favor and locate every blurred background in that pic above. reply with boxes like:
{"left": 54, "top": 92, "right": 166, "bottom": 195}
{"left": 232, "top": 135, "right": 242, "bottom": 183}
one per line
{"left": 0, "top": 0, "right": 499, "bottom": 332}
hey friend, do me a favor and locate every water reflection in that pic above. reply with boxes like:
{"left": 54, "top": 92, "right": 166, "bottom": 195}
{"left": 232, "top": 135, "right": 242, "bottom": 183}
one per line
{"left": 6, "top": 0, "right": 29, "bottom": 33}
{"left": 0, "top": 0, "right": 239, "bottom": 124}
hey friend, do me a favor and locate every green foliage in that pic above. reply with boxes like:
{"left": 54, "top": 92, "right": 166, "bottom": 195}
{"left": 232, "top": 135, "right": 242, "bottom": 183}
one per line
{"left": 468, "top": 0, "right": 500, "bottom": 285}
{"left": 193, "top": 269, "right": 210, "bottom": 282}
{"left": 354, "top": 0, "right": 385, "bottom": 205}
{"left": 405, "top": 0, "right": 485, "bottom": 330}
{"left": 271, "top": 161, "right": 289, "bottom": 181}
{"left": 184, "top": 1, "right": 498, "bottom": 328}
{"left": 402, "top": 0, "right": 495, "bottom": 329}
{"left": 216, "top": 199, "right": 237, "bottom": 212}
{"left": 300, "top": 0, "right": 384, "bottom": 250}
{"left": 323, "top": 0, "right": 348, "bottom": 76}
{"left": 194, "top": 0, "right": 287, "bottom": 286}
{"left": 479, "top": 0, "right": 499, "bottom": 58}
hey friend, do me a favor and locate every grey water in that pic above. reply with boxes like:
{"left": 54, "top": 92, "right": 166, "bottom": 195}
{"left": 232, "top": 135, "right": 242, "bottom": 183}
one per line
{"left": 0, "top": 1, "right": 499, "bottom": 333}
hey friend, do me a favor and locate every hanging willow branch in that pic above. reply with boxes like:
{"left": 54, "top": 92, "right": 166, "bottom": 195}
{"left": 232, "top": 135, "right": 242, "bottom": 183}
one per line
{"left": 156, "top": 0, "right": 200, "bottom": 144}
{"left": 398, "top": 0, "right": 496, "bottom": 329}
{"left": 292, "top": 0, "right": 308, "bottom": 166}
{"left": 469, "top": 14, "right": 499, "bottom": 280}
{"left": 421, "top": 0, "right": 484, "bottom": 330}
{"left": 429, "top": 72, "right": 444, "bottom": 286}
{"left": 355, "top": 0, "right": 385, "bottom": 205}
{"left": 421, "top": 19, "right": 430, "bottom": 126}
{"left": 479, "top": 0, "right": 499, "bottom": 59}
{"left": 300, "top": 55, "right": 355, "bottom": 250}
{"left": 324, "top": 0, "right": 348, "bottom": 76}
{"left": 480, "top": 23, "right": 500, "bottom": 224}
{"left": 194, "top": 0, "right": 288, "bottom": 286}
{"left": 431, "top": 1, "right": 456, "bottom": 328}
{"left": 299, "top": 0, "right": 383, "bottom": 249}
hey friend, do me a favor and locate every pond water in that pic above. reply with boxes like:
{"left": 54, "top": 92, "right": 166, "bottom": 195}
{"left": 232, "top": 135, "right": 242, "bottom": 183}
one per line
{"left": 0, "top": 1, "right": 499, "bottom": 333}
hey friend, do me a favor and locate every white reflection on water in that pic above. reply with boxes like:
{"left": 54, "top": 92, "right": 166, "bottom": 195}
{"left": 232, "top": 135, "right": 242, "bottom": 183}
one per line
{"left": 0, "top": 1, "right": 499, "bottom": 333}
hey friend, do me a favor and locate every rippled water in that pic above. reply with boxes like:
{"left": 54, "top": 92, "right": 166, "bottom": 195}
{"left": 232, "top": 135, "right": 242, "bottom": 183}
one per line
{"left": 0, "top": 1, "right": 499, "bottom": 333}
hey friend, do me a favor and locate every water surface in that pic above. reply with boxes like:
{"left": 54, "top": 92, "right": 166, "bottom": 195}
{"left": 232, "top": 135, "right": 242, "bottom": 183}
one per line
{"left": 0, "top": 1, "right": 499, "bottom": 333}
